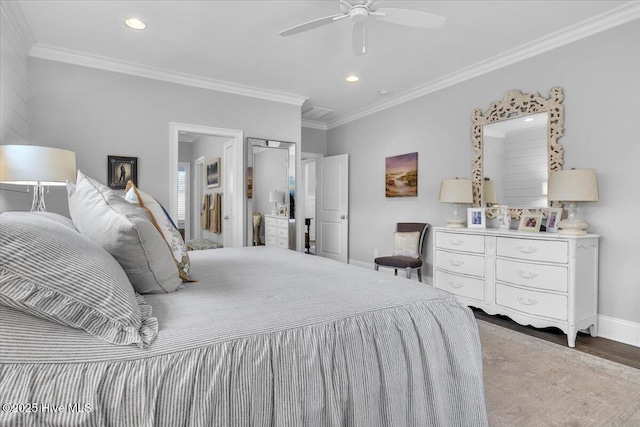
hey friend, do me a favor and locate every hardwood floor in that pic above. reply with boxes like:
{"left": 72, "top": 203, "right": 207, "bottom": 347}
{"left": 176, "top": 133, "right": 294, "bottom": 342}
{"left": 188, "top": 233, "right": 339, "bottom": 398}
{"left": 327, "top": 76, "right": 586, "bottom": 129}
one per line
{"left": 472, "top": 308, "right": 640, "bottom": 370}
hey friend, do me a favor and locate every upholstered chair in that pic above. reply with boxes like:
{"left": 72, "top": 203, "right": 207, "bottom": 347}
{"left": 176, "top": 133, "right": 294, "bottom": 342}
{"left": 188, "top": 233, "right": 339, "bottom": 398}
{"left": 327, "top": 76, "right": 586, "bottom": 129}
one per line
{"left": 374, "top": 222, "right": 430, "bottom": 282}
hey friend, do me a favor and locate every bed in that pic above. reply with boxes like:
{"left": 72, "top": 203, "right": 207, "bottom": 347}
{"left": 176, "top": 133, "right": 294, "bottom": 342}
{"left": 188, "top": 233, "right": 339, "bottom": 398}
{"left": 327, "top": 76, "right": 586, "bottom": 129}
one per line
{"left": 0, "top": 173, "right": 487, "bottom": 426}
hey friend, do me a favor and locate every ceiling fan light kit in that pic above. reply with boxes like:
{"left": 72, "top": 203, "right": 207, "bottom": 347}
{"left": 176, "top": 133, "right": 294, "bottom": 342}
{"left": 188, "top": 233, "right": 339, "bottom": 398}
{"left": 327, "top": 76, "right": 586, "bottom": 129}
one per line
{"left": 279, "top": 0, "right": 445, "bottom": 56}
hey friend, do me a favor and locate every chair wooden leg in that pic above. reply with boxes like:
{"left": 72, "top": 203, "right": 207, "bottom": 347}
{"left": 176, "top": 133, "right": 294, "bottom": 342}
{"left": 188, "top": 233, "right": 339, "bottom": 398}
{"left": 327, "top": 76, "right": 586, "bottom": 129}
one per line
{"left": 418, "top": 268, "right": 422, "bottom": 282}
{"left": 405, "top": 267, "right": 411, "bottom": 279}
{"left": 375, "top": 264, "right": 379, "bottom": 271}
{"left": 394, "top": 269, "right": 397, "bottom": 276}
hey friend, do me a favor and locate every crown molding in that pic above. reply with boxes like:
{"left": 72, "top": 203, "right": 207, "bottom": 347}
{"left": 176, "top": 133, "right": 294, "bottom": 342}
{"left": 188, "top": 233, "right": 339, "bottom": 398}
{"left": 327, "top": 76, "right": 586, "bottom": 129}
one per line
{"left": 302, "top": 119, "right": 328, "bottom": 130}
{"left": 326, "top": 1, "right": 640, "bottom": 130}
{"left": 0, "top": 0, "right": 36, "bottom": 51}
{"left": 29, "top": 44, "right": 308, "bottom": 107}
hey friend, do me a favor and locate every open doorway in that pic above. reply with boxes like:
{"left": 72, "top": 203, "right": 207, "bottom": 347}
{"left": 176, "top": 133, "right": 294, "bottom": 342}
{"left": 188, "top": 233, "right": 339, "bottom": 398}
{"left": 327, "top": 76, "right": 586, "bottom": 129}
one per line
{"left": 169, "top": 123, "right": 244, "bottom": 248}
{"left": 300, "top": 152, "right": 323, "bottom": 254}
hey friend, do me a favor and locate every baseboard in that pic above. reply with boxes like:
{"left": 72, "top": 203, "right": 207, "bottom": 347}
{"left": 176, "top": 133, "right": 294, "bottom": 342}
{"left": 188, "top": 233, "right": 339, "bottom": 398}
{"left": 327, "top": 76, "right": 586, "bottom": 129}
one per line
{"left": 348, "top": 259, "right": 433, "bottom": 285}
{"left": 598, "top": 315, "right": 640, "bottom": 348}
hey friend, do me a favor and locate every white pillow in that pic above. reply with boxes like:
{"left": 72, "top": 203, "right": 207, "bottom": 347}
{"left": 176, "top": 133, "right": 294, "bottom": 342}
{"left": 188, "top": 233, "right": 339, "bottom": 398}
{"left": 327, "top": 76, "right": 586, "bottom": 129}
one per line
{"left": 392, "top": 231, "right": 421, "bottom": 258}
{"left": 124, "top": 181, "right": 194, "bottom": 282}
{"left": 67, "top": 171, "right": 181, "bottom": 294}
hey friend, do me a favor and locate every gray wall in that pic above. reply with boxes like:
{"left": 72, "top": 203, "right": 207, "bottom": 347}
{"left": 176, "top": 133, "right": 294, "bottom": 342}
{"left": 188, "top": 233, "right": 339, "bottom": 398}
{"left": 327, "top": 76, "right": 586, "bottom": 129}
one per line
{"left": 10, "top": 57, "right": 301, "bottom": 218}
{"left": 327, "top": 21, "right": 640, "bottom": 324}
{"left": 302, "top": 127, "right": 327, "bottom": 155}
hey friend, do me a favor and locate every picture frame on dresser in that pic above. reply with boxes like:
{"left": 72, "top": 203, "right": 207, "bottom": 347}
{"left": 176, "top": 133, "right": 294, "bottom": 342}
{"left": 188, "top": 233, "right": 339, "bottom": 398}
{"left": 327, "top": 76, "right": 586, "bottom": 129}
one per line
{"left": 518, "top": 213, "right": 542, "bottom": 232}
{"left": 544, "top": 208, "right": 563, "bottom": 233}
{"left": 467, "top": 208, "right": 486, "bottom": 228}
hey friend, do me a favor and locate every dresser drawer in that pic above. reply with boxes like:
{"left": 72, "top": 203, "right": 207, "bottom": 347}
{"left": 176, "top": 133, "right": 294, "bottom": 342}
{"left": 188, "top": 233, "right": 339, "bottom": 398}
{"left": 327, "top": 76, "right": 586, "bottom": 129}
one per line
{"left": 496, "top": 283, "right": 567, "bottom": 321}
{"left": 496, "top": 259, "right": 568, "bottom": 292}
{"left": 497, "top": 237, "right": 568, "bottom": 264}
{"left": 277, "top": 238, "right": 289, "bottom": 249}
{"left": 435, "top": 232, "right": 485, "bottom": 254}
{"left": 265, "top": 235, "right": 277, "bottom": 246}
{"left": 265, "top": 216, "right": 276, "bottom": 226}
{"left": 265, "top": 224, "right": 276, "bottom": 237}
{"left": 435, "top": 250, "right": 484, "bottom": 277}
{"left": 277, "top": 218, "right": 289, "bottom": 228}
{"left": 277, "top": 227, "right": 288, "bottom": 239}
{"left": 435, "top": 270, "right": 484, "bottom": 301}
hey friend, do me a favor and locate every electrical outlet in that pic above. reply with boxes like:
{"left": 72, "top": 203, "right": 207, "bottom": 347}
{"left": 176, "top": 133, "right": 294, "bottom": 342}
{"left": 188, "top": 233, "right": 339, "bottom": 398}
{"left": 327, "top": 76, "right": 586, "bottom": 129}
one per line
{"left": 373, "top": 249, "right": 378, "bottom": 258}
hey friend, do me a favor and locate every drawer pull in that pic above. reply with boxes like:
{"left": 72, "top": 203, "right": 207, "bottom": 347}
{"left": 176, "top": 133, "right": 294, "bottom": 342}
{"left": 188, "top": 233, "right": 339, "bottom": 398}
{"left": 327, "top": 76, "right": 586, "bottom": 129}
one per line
{"left": 517, "top": 297, "right": 538, "bottom": 306}
{"left": 449, "top": 239, "right": 464, "bottom": 246}
{"left": 516, "top": 270, "right": 539, "bottom": 280}
{"left": 516, "top": 246, "right": 539, "bottom": 254}
{"left": 448, "top": 281, "right": 463, "bottom": 289}
{"left": 448, "top": 259, "right": 464, "bottom": 267}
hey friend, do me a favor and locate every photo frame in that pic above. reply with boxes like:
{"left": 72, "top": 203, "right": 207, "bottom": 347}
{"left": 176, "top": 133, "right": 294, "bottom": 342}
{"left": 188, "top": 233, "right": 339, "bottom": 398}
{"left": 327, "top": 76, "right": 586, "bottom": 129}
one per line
{"left": 108, "top": 156, "right": 137, "bottom": 190}
{"left": 518, "top": 212, "right": 543, "bottom": 232}
{"left": 278, "top": 205, "right": 287, "bottom": 217}
{"left": 206, "top": 158, "right": 221, "bottom": 188}
{"left": 544, "top": 208, "right": 563, "bottom": 233}
{"left": 467, "top": 208, "right": 486, "bottom": 228}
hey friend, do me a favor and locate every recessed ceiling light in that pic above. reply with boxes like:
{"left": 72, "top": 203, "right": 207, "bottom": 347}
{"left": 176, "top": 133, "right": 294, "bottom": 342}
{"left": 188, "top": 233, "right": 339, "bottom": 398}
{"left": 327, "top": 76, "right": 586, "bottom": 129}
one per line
{"left": 524, "top": 117, "right": 534, "bottom": 122}
{"left": 125, "top": 18, "right": 146, "bottom": 30}
{"left": 345, "top": 74, "right": 359, "bottom": 83}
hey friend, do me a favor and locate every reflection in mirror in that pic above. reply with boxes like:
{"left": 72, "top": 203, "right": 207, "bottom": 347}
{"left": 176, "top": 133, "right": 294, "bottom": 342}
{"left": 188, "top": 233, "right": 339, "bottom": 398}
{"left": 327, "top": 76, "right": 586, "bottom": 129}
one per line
{"left": 246, "top": 138, "right": 296, "bottom": 250}
{"left": 483, "top": 112, "right": 549, "bottom": 208}
{"left": 472, "top": 87, "right": 565, "bottom": 218}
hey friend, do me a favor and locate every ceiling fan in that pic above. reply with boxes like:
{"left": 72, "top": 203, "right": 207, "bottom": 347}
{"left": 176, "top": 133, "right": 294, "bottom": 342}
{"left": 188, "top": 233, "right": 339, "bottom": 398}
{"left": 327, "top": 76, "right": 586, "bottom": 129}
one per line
{"left": 279, "top": 0, "right": 446, "bottom": 56}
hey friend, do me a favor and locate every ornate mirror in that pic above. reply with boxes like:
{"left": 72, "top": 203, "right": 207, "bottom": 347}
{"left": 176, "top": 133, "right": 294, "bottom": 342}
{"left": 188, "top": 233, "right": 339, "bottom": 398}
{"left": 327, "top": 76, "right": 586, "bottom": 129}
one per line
{"left": 472, "top": 87, "right": 565, "bottom": 218}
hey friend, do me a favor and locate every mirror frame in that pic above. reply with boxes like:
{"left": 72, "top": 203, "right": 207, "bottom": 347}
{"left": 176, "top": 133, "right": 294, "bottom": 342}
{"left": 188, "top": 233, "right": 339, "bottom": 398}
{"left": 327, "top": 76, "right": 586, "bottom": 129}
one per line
{"left": 246, "top": 137, "right": 296, "bottom": 247}
{"left": 472, "top": 87, "right": 565, "bottom": 218}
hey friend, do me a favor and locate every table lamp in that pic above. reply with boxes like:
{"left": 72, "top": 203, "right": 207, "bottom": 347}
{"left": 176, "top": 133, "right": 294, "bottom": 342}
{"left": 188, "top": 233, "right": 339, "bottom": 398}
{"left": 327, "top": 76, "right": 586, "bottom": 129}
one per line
{"left": 439, "top": 178, "right": 473, "bottom": 228}
{"left": 548, "top": 168, "right": 598, "bottom": 235}
{"left": 268, "top": 190, "right": 284, "bottom": 215}
{"left": 483, "top": 178, "right": 498, "bottom": 207}
{"left": 0, "top": 145, "right": 76, "bottom": 212}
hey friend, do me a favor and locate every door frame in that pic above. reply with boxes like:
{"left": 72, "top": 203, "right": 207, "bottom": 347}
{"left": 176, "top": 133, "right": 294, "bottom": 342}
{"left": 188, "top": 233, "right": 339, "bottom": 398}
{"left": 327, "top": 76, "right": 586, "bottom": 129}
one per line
{"left": 169, "top": 122, "right": 244, "bottom": 247}
{"left": 177, "top": 161, "right": 191, "bottom": 239}
{"left": 193, "top": 156, "right": 205, "bottom": 240}
{"left": 300, "top": 152, "right": 324, "bottom": 246}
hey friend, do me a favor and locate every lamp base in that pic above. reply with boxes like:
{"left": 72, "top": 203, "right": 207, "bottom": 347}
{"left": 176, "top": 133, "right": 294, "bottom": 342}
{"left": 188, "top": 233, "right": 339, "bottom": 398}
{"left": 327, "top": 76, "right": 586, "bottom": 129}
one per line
{"left": 30, "top": 185, "right": 46, "bottom": 212}
{"left": 557, "top": 218, "right": 589, "bottom": 235}
{"left": 446, "top": 218, "right": 465, "bottom": 228}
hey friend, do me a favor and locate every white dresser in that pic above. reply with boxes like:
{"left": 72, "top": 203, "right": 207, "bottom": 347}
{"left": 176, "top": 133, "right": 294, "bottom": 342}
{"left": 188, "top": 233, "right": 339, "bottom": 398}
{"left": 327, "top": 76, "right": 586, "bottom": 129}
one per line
{"left": 433, "top": 227, "right": 599, "bottom": 347}
{"left": 264, "top": 214, "right": 294, "bottom": 249}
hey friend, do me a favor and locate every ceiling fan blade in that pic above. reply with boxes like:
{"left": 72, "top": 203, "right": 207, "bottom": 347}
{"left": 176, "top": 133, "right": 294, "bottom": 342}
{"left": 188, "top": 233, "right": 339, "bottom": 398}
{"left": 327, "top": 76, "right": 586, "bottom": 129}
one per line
{"left": 373, "top": 8, "right": 446, "bottom": 28}
{"left": 279, "top": 14, "right": 346, "bottom": 36}
{"left": 352, "top": 21, "right": 367, "bottom": 56}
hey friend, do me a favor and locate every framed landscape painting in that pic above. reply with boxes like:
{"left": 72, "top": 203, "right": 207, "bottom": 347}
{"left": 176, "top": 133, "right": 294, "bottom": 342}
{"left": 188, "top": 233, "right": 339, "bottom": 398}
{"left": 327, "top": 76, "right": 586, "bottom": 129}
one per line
{"left": 385, "top": 152, "right": 418, "bottom": 197}
{"left": 206, "top": 158, "right": 220, "bottom": 188}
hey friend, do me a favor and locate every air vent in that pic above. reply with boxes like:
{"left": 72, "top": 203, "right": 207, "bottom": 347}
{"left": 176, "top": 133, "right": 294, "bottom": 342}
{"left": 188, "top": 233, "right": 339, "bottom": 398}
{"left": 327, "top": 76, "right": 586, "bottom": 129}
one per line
{"left": 302, "top": 107, "right": 335, "bottom": 120}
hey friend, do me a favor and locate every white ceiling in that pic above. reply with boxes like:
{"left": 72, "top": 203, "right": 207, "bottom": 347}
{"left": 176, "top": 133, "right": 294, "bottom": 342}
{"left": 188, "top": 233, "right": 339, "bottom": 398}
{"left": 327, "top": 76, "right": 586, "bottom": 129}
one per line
{"left": 11, "top": 1, "right": 637, "bottom": 128}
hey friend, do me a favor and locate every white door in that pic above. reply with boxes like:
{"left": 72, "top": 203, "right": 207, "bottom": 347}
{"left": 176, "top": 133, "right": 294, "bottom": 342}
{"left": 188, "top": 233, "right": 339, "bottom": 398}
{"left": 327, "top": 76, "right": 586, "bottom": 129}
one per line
{"left": 316, "top": 154, "right": 349, "bottom": 263}
{"left": 302, "top": 159, "right": 317, "bottom": 241}
{"left": 177, "top": 162, "right": 190, "bottom": 239}
{"left": 223, "top": 138, "right": 237, "bottom": 247}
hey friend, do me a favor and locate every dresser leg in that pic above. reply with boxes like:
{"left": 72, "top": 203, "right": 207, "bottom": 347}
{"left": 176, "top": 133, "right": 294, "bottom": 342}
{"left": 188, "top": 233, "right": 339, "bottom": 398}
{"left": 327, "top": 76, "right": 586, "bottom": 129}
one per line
{"left": 589, "top": 324, "right": 598, "bottom": 337}
{"left": 568, "top": 330, "right": 577, "bottom": 348}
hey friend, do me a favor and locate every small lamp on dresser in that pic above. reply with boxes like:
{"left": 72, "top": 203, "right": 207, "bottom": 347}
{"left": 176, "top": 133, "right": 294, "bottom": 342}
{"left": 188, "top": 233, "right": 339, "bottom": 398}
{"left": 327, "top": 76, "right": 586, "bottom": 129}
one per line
{"left": 268, "top": 190, "right": 284, "bottom": 215}
{"left": 439, "top": 178, "right": 473, "bottom": 228}
{"left": 0, "top": 145, "right": 76, "bottom": 212}
{"left": 548, "top": 168, "right": 599, "bottom": 235}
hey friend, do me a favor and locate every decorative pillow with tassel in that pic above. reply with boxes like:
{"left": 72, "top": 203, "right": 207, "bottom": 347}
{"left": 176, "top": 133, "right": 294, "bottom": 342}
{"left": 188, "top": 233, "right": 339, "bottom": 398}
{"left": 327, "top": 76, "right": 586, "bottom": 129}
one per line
{"left": 124, "top": 181, "right": 196, "bottom": 282}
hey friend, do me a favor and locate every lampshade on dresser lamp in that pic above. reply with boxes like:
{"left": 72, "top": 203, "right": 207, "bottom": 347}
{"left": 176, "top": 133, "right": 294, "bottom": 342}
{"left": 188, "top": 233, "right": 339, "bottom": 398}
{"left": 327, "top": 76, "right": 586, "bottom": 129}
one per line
{"left": 268, "top": 190, "right": 284, "bottom": 215}
{"left": 439, "top": 178, "right": 473, "bottom": 228}
{"left": 0, "top": 145, "right": 76, "bottom": 212}
{"left": 548, "top": 168, "right": 599, "bottom": 235}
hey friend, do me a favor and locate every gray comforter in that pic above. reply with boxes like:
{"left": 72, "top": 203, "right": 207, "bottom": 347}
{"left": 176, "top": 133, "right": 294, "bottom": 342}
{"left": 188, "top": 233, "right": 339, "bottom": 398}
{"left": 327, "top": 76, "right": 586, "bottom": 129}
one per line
{"left": 0, "top": 247, "right": 487, "bottom": 426}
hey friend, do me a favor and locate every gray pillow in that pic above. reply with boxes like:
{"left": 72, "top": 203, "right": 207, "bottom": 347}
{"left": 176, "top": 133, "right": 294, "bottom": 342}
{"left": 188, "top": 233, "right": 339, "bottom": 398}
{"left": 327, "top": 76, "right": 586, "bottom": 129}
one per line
{"left": 67, "top": 171, "right": 181, "bottom": 294}
{"left": 31, "top": 211, "right": 76, "bottom": 229}
{"left": 0, "top": 211, "right": 157, "bottom": 348}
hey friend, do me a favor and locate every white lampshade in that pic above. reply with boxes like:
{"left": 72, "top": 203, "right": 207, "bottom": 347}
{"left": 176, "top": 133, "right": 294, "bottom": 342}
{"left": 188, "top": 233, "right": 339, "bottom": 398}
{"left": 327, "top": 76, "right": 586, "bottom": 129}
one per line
{"left": 484, "top": 180, "right": 498, "bottom": 205}
{"left": 548, "top": 169, "right": 599, "bottom": 202}
{"left": 439, "top": 178, "right": 473, "bottom": 204}
{"left": 0, "top": 145, "right": 76, "bottom": 186}
{"left": 268, "top": 190, "right": 285, "bottom": 204}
